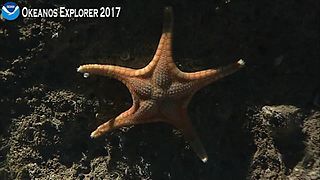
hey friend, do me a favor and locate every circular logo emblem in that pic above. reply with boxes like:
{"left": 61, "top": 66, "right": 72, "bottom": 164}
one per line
{"left": 1, "top": 2, "right": 20, "bottom": 21}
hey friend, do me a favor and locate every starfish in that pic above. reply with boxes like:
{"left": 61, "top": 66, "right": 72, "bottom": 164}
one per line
{"left": 77, "top": 7, "right": 245, "bottom": 163}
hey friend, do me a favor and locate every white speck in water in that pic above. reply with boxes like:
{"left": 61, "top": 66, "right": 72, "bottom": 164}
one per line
{"left": 51, "top": 32, "right": 59, "bottom": 39}
{"left": 274, "top": 55, "right": 284, "bottom": 66}
{"left": 83, "top": 73, "right": 90, "bottom": 78}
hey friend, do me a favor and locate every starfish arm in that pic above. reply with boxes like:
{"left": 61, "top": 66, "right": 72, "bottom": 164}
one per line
{"left": 90, "top": 100, "right": 139, "bottom": 138}
{"left": 90, "top": 116, "right": 137, "bottom": 139}
{"left": 162, "top": 7, "right": 173, "bottom": 33}
{"left": 165, "top": 107, "right": 208, "bottom": 163}
{"left": 174, "top": 59, "right": 245, "bottom": 89}
{"left": 168, "top": 60, "right": 245, "bottom": 98}
{"left": 141, "top": 7, "right": 176, "bottom": 74}
{"left": 77, "top": 64, "right": 137, "bottom": 78}
{"left": 91, "top": 100, "right": 158, "bottom": 138}
{"left": 136, "top": 31, "right": 173, "bottom": 76}
{"left": 159, "top": 7, "right": 176, "bottom": 67}
{"left": 176, "top": 59, "right": 245, "bottom": 81}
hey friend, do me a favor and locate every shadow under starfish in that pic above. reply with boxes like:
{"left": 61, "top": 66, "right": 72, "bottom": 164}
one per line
{"left": 78, "top": 6, "right": 245, "bottom": 163}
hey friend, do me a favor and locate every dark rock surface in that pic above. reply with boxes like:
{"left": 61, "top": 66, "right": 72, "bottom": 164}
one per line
{"left": 1, "top": 0, "right": 319, "bottom": 179}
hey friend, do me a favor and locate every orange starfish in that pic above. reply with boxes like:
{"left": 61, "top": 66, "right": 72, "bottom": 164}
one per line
{"left": 77, "top": 7, "right": 245, "bottom": 163}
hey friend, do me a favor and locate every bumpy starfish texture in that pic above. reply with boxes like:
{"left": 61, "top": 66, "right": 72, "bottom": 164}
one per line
{"left": 78, "top": 7, "right": 245, "bottom": 163}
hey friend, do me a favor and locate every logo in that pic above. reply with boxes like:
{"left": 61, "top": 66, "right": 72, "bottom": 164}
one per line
{"left": 1, "top": 2, "right": 20, "bottom": 20}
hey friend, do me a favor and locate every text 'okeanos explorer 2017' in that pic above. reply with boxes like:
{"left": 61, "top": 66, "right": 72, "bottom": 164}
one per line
{"left": 21, "top": 7, "right": 121, "bottom": 18}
